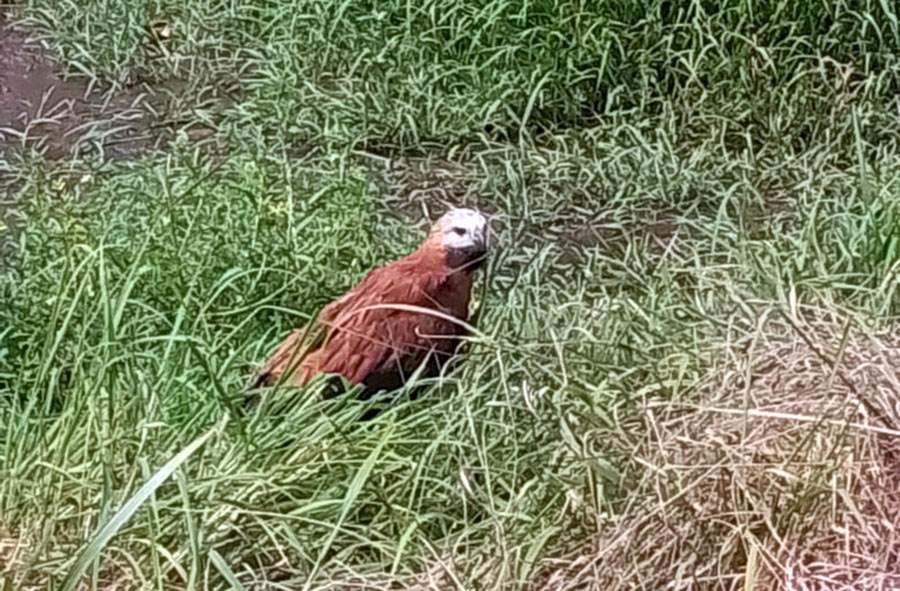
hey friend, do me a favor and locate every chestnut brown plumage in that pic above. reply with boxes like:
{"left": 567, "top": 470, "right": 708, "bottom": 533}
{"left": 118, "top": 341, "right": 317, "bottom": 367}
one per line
{"left": 248, "top": 208, "right": 490, "bottom": 402}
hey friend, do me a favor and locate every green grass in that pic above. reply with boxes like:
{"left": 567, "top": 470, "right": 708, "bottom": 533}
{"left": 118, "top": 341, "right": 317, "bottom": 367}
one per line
{"left": 3, "top": 0, "right": 900, "bottom": 588}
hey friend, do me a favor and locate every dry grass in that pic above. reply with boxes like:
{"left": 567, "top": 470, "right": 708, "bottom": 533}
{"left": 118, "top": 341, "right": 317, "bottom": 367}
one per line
{"left": 1, "top": 525, "right": 30, "bottom": 579}
{"left": 297, "top": 561, "right": 455, "bottom": 591}
{"left": 532, "top": 305, "right": 900, "bottom": 591}
{"left": 1, "top": 525, "right": 139, "bottom": 591}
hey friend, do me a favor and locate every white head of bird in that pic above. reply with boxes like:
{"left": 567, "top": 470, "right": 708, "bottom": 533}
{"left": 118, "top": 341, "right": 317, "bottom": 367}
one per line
{"left": 435, "top": 208, "right": 488, "bottom": 251}
{"left": 423, "top": 207, "right": 490, "bottom": 272}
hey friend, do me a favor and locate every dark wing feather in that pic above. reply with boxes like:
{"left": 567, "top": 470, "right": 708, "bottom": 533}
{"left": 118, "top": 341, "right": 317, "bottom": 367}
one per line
{"left": 246, "top": 321, "right": 325, "bottom": 390}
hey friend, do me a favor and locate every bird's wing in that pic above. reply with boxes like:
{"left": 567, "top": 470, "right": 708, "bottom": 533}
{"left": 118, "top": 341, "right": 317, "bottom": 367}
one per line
{"left": 250, "top": 257, "right": 468, "bottom": 395}
{"left": 313, "top": 268, "right": 465, "bottom": 385}
{"left": 246, "top": 316, "right": 327, "bottom": 391}
{"left": 246, "top": 265, "right": 385, "bottom": 390}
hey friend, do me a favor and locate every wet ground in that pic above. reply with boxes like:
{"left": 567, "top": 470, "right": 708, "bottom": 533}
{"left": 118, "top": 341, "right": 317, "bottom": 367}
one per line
{"left": 0, "top": 4, "right": 675, "bottom": 271}
{"left": 0, "top": 6, "right": 237, "bottom": 266}
{"left": 0, "top": 13, "right": 162, "bottom": 161}
{"left": 0, "top": 5, "right": 237, "bottom": 165}
{"left": 0, "top": 7, "right": 156, "bottom": 263}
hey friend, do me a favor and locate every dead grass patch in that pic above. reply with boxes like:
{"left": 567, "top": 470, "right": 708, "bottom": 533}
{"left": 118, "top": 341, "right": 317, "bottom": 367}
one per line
{"left": 0, "top": 524, "right": 30, "bottom": 579}
{"left": 531, "top": 305, "right": 900, "bottom": 590}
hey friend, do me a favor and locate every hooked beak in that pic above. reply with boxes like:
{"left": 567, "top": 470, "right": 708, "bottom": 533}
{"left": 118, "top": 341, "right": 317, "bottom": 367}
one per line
{"left": 466, "top": 226, "right": 491, "bottom": 269}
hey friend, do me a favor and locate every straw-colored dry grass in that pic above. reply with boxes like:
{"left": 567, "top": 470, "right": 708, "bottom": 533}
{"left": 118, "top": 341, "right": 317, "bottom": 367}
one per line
{"left": 533, "top": 305, "right": 900, "bottom": 590}
{"left": 0, "top": 525, "right": 30, "bottom": 577}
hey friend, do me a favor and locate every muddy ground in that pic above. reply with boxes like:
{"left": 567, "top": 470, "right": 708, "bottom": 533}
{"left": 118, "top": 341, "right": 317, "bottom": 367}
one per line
{"left": 0, "top": 6, "right": 238, "bottom": 264}
{"left": 0, "top": 5, "right": 673, "bottom": 269}
{"left": 0, "top": 5, "right": 238, "bottom": 164}
{"left": 0, "top": 5, "right": 166, "bottom": 240}
{"left": 0, "top": 13, "right": 161, "bottom": 162}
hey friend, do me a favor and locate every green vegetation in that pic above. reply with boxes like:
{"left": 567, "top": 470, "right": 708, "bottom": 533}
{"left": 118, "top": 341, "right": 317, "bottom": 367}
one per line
{"left": 2, "top": 0, "right": 900, "bottom": 588}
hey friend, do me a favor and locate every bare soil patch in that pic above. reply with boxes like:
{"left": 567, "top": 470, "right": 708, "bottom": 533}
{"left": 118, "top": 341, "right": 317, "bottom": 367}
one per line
{"left": 0, "top": 6, "right": 236, "bottom": 266}
{"left": 361, "top": 150, "right": 682, "bottom": 267}
{"left": 0, "top": 10, "right": 231, "bottom": 163}
{"left": 0, "top": 13, "right": 151, "bottom": 160}
{"left": 365, "top": 152, "right": 489, "bottom": 219}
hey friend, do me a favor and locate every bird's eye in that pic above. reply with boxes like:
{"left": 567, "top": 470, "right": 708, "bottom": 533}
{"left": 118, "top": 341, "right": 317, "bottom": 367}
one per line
{"left": 452, "top": 227, "right": 466, "bottom": 236}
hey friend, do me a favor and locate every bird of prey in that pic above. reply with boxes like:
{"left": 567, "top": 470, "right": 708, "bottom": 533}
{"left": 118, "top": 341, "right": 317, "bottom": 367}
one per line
{"left": 247, "top": 207, "right": 490, "bottom": 404}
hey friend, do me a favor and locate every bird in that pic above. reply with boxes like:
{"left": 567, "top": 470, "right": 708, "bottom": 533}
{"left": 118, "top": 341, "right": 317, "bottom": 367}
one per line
{"left": 246, "top": 207, "right": 490, "bottom": 407}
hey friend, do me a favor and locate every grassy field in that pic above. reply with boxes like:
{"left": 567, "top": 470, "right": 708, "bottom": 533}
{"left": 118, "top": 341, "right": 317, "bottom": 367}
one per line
{"left": 2, "top": 0, "right": 900, "bottom": 589}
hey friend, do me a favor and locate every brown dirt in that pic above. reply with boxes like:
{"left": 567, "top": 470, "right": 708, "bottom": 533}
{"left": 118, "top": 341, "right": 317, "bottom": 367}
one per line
{"left": 0, "top": 7, "right": 236, "bottom": 267}
{"left": 552, "top": 206, "right": 679, "bottom": 259}
{"left": 0, "top": 10, "right": 231, "bottom": 163}
{"left": 0, "top": 14, "right": 148, "bottom": 160}
{"left": 361, "top": 150, "right": 682, "bottom": 268}
{"left": 365, "top": 152, "right": 491, "bottom": 220}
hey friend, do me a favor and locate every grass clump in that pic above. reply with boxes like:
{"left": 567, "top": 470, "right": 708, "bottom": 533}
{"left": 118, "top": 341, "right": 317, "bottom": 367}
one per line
{"left": 2, "top": 149, "right": 378, "bottom": 397}
{"left": 22, "top": 0, "right": 900, "bottom": 151}
{"left": 1, "top": 148, "right": 638, "bottom": 589}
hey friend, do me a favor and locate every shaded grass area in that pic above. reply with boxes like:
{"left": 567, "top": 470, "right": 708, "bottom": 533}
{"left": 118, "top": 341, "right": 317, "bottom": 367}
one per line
{"left": 2, "top": 0, "right": 900, "bottom": 589}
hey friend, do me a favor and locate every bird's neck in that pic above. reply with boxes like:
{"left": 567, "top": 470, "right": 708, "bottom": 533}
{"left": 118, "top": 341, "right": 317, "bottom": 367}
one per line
{"left": 403, "top": 245, "right": 475, "bottom": 317}
{"left": 408, "top": 243, "right": 473, "bottom": 277}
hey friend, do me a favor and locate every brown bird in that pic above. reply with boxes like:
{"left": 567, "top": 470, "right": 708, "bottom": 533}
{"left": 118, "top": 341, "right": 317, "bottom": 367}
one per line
{"left": 247, "top": 207, "right": 490, "bottom": 404}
